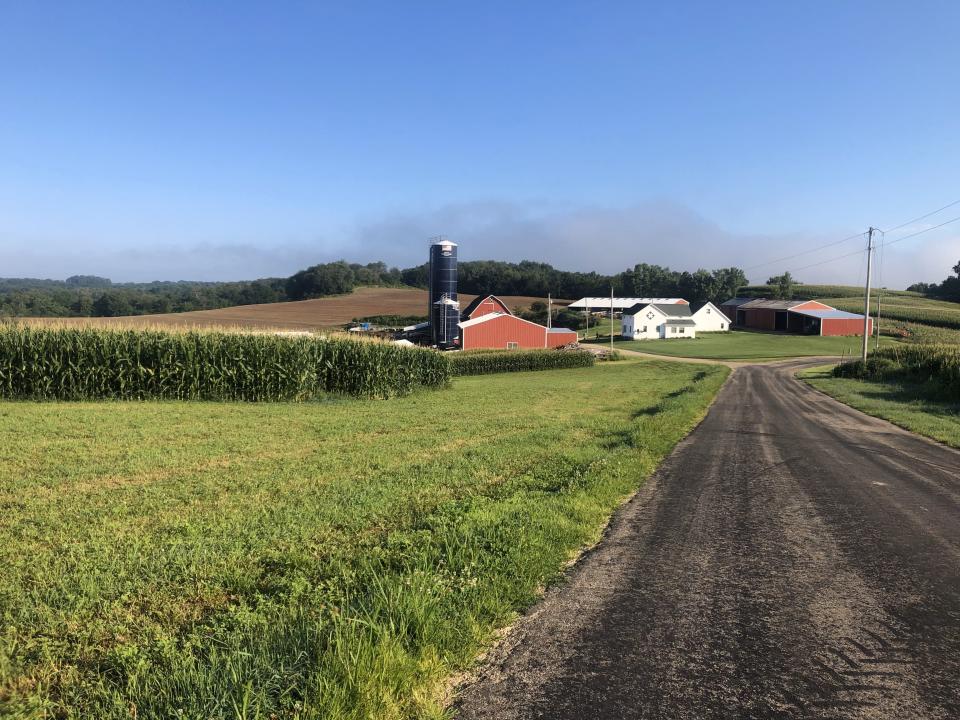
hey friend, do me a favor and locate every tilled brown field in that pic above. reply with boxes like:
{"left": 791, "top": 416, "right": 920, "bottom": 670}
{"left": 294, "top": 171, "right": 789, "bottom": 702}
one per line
{"left": 25, "top": 287, "right": 565, "bottom": 331}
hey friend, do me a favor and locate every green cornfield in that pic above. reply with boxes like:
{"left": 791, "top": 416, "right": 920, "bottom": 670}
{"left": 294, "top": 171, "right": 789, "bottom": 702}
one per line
{"left": 449, "top": 348, "right": 595, "bottom": 376}
{"left": 0, "top": 324, "right": 450, "bottom": 400}
{"left": 834, "top": 343, "right": 960, "bottom": 400}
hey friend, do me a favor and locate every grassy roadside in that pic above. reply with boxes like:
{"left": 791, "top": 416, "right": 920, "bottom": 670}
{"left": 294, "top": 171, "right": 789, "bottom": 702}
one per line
{"left": 799, "top": 365, "right": 960, "bottom": 449}
{"left": 0, "top": 359, "right": 728, "bottom": 719}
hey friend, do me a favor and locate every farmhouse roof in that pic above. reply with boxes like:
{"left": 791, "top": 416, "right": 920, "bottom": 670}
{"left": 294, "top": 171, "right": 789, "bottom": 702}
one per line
{"left": 624, "top": 302, "right": 693, "bottom": 318}
{"left": 664, "top": 318, "right": 697, "bottom": 326}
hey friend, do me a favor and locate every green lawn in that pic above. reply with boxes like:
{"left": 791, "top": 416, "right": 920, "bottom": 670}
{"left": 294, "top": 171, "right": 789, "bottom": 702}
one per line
{"left": 0, "top": 359, "right": 728, "bottom": 719}
{"left": 800, "top": 366, "right": 960, "bottom": 449}
{"left": 587, "top": 330, "right": 894, "bottom": 361}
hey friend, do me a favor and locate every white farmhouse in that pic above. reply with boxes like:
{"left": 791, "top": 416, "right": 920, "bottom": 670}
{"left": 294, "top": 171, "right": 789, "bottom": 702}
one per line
{"left": 621, "top": 303, "right": 697, "bottom": 340}
{"left": 689, "top": 302, "right": 731, "bottom": 332}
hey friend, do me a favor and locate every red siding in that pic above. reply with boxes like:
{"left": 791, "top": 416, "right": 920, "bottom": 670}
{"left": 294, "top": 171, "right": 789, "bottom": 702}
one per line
{"left": 821, "top": 318, "right": 873, "bottom": 337}
{"left": 546, "top": 330, "right": 578, "bottom": 347}
{"left": 461, "top": 314, "right": 547, "bottom": 350}
{"left": 464, "top": 296, "right": 511, "bottom": 319}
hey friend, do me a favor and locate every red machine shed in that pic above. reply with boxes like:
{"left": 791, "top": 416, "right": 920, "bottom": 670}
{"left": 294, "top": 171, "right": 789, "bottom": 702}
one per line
{"left": 722, "top": 296, "right": 872, "bottom": 336}
{"left": 789, "top": 308, "right": 874, "bottom": 337}
{"left": 459, "top": 313, "right": 577, "bottom": 350}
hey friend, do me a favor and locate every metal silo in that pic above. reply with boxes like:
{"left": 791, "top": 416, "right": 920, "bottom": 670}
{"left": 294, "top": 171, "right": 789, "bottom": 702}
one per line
{"left": 428, "top": 237, "right": 460, "bottom": 349}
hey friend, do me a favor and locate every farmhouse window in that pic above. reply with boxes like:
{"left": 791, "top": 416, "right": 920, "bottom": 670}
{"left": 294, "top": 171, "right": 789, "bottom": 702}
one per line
{"left": 506, "top": 342, "right": 518, "bottom": 350}
{"left": 679, "top": 327, "right": 685, "bottom": 334}
{"left": 671, "top": 327, "right": 677, "bottom": 334}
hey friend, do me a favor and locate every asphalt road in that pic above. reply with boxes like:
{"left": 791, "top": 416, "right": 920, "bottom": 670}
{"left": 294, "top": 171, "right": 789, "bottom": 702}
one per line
{"left": 456, "top": 360, "right": 960, "bottom": 719}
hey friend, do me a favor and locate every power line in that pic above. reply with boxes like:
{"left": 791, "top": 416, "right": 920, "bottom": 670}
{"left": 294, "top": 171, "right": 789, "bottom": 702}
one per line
{"left": 882, "top": 213, "right": 960, "bottom": 247}
{"left": 742, "top": 197, "right": 960, "bottom": 277}
{"left": 882, "top": 198, "right": 960, "bottom": 234}
{"left": 743, "top": 231, "right": 866, "bottom": 272}
{"left": 785, "top": 246, "right": 867, "bottom": 274}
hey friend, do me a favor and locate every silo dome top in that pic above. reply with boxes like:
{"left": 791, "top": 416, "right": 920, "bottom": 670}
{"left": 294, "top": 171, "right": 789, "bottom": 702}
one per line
{"left": 430, "top": 237, "right": 457, "bottom": 247}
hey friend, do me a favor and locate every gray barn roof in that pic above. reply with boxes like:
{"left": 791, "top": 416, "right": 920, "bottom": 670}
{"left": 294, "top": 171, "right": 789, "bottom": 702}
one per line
{"left": 624, "top": 302, "right": 693, "bottom": 317}
{"left": 739, "top": 299, "right": 807, "bottom": 311}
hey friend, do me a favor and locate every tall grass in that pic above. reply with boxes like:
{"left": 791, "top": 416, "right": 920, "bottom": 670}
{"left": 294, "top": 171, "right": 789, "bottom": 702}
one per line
{"left": 834, "top": 343, "right": 960, "bottom": 400}
{"left": 449, "top": 349, "right": 595, "bottom": 376}
{"left": 0, "top": 324, "right": 450, "bottom": 400}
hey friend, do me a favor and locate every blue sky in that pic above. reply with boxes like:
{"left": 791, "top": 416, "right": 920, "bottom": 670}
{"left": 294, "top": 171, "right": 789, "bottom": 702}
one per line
{"left": 1, "top": 1, "right": 958, "bottom": 286}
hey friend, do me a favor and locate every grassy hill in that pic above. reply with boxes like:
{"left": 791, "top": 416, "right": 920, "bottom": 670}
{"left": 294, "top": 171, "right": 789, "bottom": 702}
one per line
{"left": 25, "top": 287, "right": 562, "bottom": 331}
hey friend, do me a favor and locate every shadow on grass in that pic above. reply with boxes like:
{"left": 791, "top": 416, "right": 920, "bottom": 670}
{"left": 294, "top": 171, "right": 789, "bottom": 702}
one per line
{"left": 853, "top": 381, "right": 960, "bottom": 418}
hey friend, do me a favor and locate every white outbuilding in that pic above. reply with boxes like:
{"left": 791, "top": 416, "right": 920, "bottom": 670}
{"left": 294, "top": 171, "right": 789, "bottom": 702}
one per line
{"left": 689, "top": 302, "right": 731, "bottom": 332}
{"left": 621, "top": 303, "right": 697, "bottom": 340}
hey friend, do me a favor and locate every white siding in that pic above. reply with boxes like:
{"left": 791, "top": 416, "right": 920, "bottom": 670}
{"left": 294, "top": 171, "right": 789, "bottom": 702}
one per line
{"left": 691, "top": 303, "right": 730, "bottom": 332}
{"left": 621, "top": 307, "right": 669, "bottom": 339}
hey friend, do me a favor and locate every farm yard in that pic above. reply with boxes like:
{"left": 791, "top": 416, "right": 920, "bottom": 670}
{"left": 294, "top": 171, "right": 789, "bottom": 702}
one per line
{"left": 24, "top": 287, "right": 558, "bottom": 332}
{"left": 588, "top": 329, "right": 896, "bottom": 361}
{"left": 0, "top": 358, "right": 728, "bottom": 719}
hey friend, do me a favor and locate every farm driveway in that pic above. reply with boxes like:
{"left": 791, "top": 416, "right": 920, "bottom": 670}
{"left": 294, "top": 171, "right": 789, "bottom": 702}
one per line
{"left": 456, "top": 359, "right": 960, "bottom": 719}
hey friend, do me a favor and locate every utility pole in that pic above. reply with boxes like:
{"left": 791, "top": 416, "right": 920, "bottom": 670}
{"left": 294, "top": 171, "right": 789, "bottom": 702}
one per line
{"left": 861, "top": 227, "right": 875, "bottom": 362}
{"left": 610, "top": 286, "right": 615, "bottom": 352}
{"left": 547, "top": 293, "right": 552, "bottom": 329}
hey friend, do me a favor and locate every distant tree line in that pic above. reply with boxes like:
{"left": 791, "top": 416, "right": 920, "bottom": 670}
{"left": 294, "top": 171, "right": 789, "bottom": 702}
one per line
{"left": 908, "top": 260, "right": 960, "bottom": 301}
{"left": 1, "top": 260, "right": 750, "bottom": 318}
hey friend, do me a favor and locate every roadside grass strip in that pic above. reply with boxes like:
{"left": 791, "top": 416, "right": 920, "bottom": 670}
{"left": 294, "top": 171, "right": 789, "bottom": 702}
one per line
{"left": 800, "top": 365, "right": 960, "bottom": 450}
{"left": 0, "top": 359, "right": 728, "bottom": 719}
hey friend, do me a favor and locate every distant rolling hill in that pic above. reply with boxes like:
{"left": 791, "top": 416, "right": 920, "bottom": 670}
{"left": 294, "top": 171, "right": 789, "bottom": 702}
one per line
{"left": 29, "top": 287, "right": 566, "bottom": 330}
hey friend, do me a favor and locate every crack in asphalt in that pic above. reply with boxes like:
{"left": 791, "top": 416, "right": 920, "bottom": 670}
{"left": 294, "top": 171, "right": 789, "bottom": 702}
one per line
{"left": 455, "top": 360, "right": 960, "bottom": 719}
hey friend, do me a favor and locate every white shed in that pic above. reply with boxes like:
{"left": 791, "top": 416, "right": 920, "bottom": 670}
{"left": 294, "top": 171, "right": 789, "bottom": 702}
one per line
{"left": 690, "top": 302, "right": 731, "bottom": 332}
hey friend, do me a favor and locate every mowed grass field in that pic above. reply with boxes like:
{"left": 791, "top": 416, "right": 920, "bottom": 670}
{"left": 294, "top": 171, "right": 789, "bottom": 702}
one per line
{"left": 800, "top": 365, "right": 960, "bottom": 449}
{"left": 0, "top": 359, "right": 727, "bottom": 719}
{"left": 27, "top": 287, "right": 560, "bottom": 331}
{"left": 590, "top": 330, "right": 895, "bottom": 361}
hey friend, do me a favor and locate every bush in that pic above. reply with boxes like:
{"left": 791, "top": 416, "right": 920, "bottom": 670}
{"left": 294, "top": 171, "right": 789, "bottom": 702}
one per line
{"left": 834, "top": 344, "right": 960, "bottom": 400}
{"left": 449, "top": 349, "right": 595, "bottom": 376}
{"left": 0, "top": 325, "right": 450, "bottom": 401}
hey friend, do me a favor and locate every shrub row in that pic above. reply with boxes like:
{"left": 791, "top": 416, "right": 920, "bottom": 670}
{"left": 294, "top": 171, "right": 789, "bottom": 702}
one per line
{"left": 449, "top": 349, "right": 595, "bottom": 376}
{"left": 0, "top": 325, "right": 450, "bottom": 401}
{"left": 834, "top": 343, "right": 960, "bottom": 400}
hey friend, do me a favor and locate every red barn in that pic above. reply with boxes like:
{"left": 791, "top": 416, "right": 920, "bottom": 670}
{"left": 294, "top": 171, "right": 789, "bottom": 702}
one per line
{"left": 461, "top": 294, "right": 512, "bottom": 320}
{"left": 458, "top": 295, "right": 578, "bottom": 350}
